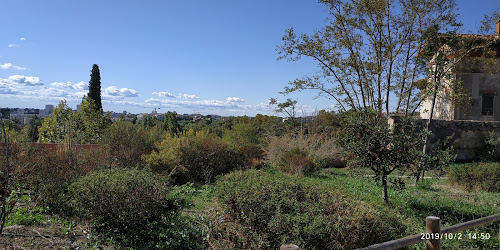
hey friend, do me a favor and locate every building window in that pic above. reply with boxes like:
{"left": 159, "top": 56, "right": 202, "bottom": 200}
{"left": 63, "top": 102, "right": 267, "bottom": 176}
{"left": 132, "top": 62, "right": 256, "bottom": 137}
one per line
{"left": 481, "top": 92, "right": 494, "bottom": 116}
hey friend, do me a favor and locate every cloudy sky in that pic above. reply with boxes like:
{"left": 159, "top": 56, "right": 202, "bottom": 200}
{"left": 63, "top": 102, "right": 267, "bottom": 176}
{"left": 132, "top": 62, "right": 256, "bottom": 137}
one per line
{"left": 0, "top": 0, "right": 497, "bottom": 116}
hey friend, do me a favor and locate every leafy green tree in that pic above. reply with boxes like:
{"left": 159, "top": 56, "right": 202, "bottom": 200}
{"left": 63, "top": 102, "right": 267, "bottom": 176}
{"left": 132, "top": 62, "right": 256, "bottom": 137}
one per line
{"left": 308, "top": 110, "right": 340, "bottom": 135}
{"left": 75, "top": 96, "right": 110, "bottom": 143}
{"left": 269, "top": 98, "right": 298, "bottom": 125}
{"left": 415, "top": 17, "right": 498, "bottom": 182}
{"left": 38, "top": 98, "right": 109, "bottom": 144}
{"left": 277, "top": 0, "right": 495, "bottom": 187}
{"left": 163, "top": 111, "right": 180, "bottom": 136}
{"left": 0, "top": 109, "right": 9, "bottom": 120}
{"left": 223, "top": 122, "right": 260, "bottom": 148}
{"left": 336, "top": 110, "right": 429, "bottom": 203}
{"left": 277, "top": 0, "right": 458, "bottom": 114}
{"left": 140, "top": 116, "right": 160, "bottom": 129}
{"left": 25, "top": 115, "right": 42, "bottom": 142}
{"left": 38, "top": 100, "right": 74, "bottom": 143}
{"left": 88, "top": 64, "right": 102, "bottom": 112}
{"left": 253, "top": 114, "right": 287, "bottom": 137}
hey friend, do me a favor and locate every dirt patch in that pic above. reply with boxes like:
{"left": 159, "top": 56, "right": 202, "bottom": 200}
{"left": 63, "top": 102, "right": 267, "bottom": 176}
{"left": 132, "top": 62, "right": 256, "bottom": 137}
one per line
{"left": 1, "top": 223, "right": 92, "bottom": 249}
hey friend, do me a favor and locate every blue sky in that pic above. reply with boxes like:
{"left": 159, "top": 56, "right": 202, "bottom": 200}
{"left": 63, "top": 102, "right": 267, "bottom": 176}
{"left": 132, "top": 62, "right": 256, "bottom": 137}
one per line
{"left": 0, "top": 0, "right": 498, "bottom": 116}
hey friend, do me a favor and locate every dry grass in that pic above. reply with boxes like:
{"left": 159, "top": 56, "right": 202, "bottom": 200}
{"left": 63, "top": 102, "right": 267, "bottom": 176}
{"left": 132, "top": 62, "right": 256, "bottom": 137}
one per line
{"left": 266, "top": 133, "right": 345, "bottom": 174}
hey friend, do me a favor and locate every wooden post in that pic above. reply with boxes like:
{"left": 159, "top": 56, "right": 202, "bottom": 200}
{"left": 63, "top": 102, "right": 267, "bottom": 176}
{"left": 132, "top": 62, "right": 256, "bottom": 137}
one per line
{"left": 280, "top": 244, "right": 300, "bottom": 250}
{"left": 426, "top": 216, "right": 441, "bottom": 250}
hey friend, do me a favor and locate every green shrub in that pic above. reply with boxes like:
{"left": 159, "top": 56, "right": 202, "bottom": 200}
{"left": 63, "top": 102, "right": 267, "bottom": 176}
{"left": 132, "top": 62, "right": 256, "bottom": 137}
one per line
{"left": 223, "top": 123, "right": 265, "bottom": 168}
{"left": 70, "top": 168, "right": 171, "bottom": 232}
{"left": 22, "top": 146, "right": 106, "bottom": 215}
{"left": 101, "top": 121, "right": 153, "bottom": 168}
{"left": 145, "top": 131, "right": 243, "bottom": 184}
{"left": 266, "top": 134, "right": 344, "bottom": 175}
{"left": 212, "top": 170, "right": 404, "bottom": 249}
{"left": 477, "top": 131, "right": 500, "bottom": 162}
{"left": 277, "top": 146, "right": 318, "bottom": 175}
{"left": 449, "top": 163, "right": 500, "bottom": 192}
{"left": 69, "top": 168, "right": 206, "bottom": 248}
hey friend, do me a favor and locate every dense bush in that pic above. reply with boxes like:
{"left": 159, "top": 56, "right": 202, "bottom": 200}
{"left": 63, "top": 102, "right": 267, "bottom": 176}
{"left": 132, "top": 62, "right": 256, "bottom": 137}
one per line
{"left": 101, "top": 121, "right": 154, "bottom": 168}
{"left": 477, "top": 131, "right": 500, "bottom": 162}
{"left": 70, "top": 168, "right": 170, "bottom": 231}
{"left": 21, "top": 145, "right": 107, "bottom": 214}
{"left": 449, "top": 163, "right": 500, "bottom": 192}
{"left": 69, "top": 168, "right": 206, "bottom": 248}
{"left": 266, "top": 134, "right": 344, "bottom": 175}
{"left": 145, "top": 130, "right": 243, "bottom": 183}
{"left": 212, "top": 170, "right": 404, "bottom": 249}
{"left": 223, "top": 122, "right": 264, "bottom": 168}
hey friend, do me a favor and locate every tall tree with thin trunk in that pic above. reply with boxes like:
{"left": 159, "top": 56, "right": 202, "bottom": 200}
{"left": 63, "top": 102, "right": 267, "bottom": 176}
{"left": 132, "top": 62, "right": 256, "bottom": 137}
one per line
{"left": 414, "top": 11, "right": 500, "bottom": 183}
{"left": 277, "top": 0, "right": 459, "bottom": 115}
{"left": 88, "top": 64, "right": 102, "bottom": 112}
{"left": 276, "top": 0, "right": 460, "bottom": 203}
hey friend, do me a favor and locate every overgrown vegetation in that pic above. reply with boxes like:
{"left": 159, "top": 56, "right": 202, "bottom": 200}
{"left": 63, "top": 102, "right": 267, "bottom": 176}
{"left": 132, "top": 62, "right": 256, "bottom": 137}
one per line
{"left": 335, "top": 110, "right": 453, "bottom": 203}
{"left": 2, "top": 1, "right": 500, "bottom": 248}
{"left": 145, "top": 130, "right": 244, "bottom": 184}
{"left": 267, "top": 133, "right": 343, "bottom": 175}
{"left": 449, "top": 163, "right": 500, "bottom": 192}
{"left": 69, "top": 168, "right": 206, "bottom": 249}
{"left": 213, "top": 170, "right": 405, "bottom": 249}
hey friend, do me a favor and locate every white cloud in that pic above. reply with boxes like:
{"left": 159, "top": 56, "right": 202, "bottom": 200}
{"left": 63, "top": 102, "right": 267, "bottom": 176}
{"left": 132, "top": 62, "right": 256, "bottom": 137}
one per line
{"left": 0, "top": 63, "right": 25, "bottom": 70}
{"left": 0, "top": 86, "right": 19, "bottom": 94}
{"left": 74, "top": 81, "right": 88, "bottom": 90}
{"left": 8, "top": 44, "right": 20, "bottom": 48}
{"left": 103, "top": 86, "right": 138, "bottom": 97}
{"left": 8, "top": 75, "right": 43, "bottom": 85}
{"left": 145, "top": 98, "right": 162, "bottom": 104}
{"left": 20, "top": 38, "right": 26, "bottom": 41}
{"left": 182, "top": 94, "right": 199, "bottom": 99}
{"left": 153, "top": 91, "right": 177, "bottom": 98}
{"left": 50, "top": 81, "right": 73, "bottom": 88}
{"left": 50, "top": 81, "right": 88, "bottom": 90}
{"left": 152, "top": 91, "right": 199, "bottom": 99}
{"left": 226, "top": 97, "right": 244, "bottom": 102}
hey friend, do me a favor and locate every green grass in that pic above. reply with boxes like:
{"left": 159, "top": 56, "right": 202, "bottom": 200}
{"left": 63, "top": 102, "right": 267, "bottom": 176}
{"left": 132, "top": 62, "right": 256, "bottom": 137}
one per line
{"left": 177, "top": 166, "right": 498, "bottom": 249}
{"left": 306, "top": 167, "right": 500, "bottom": 249}
{"left": 6, "top": 165, "right": 498, "bottom": 249}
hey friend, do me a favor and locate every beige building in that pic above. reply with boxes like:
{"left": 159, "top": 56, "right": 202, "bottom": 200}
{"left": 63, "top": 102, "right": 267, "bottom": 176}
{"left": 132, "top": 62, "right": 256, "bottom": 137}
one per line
{"left": 421, "top": 22, "right": 500, "bottom": 121}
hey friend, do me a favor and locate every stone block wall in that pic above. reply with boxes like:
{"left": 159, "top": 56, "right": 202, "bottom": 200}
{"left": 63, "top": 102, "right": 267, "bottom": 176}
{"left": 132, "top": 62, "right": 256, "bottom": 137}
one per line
{"left": 425, "top": 120, "right": 500, "bottom": 162}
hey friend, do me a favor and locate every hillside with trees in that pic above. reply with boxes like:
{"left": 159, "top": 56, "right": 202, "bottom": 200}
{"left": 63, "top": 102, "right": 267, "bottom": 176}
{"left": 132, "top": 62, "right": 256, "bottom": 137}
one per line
{"left": 1, "top": 1, "right": 499, "bottom": 249}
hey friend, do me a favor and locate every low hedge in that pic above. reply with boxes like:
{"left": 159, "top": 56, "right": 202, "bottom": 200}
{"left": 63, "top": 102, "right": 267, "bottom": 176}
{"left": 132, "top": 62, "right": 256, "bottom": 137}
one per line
{"left": 69, "top": 168, "right": 206, "bottom": 249}
{"left": 212, "top": 170, "right": 404, "bottom": 249}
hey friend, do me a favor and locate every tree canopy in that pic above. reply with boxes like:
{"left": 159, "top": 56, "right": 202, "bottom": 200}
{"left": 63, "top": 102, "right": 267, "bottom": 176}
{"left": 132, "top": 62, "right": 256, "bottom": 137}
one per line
{"left": 38, "top": 97, "right": 110, "bottom": 144}
{"left": 277, "top": 0, "right": 460, "bottom": 115}
{"left": 88, "top": 64, "right": 102, "bottom": 112}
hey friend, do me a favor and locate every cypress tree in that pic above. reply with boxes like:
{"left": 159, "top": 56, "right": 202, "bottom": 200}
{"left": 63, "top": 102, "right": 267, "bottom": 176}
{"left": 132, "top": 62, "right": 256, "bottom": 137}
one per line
{"left": 88, "top": 64, "right": 102, "bottom": 112}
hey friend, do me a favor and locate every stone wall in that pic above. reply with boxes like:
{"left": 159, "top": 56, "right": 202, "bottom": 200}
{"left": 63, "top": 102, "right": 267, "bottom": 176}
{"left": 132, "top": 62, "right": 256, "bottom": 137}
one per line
{"left": 425, "top": 119, "right": 500, "bottom": 162}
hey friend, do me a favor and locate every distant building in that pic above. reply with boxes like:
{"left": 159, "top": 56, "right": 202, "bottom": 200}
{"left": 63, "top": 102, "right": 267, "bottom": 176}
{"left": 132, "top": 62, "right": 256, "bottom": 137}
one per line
{"left": 192, "top": 114, "right": 202, "bottom": 121}
{"left": 45, "top": 104, "right": 54, "bottom": 117}
{"left": 209, "top": 114, "right": 222, "bottom": 121}
{"left": 23, "top": 114, "right": 36, "bottom": 125}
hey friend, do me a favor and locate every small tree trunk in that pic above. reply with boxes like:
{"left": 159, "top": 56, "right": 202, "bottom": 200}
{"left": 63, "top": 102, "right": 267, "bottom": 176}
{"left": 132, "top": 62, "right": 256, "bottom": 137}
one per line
{"left": 382, "top": 173, "right": 388, "bottom": 203}
{"left": 417, "top": 75, "right": 439, "bottom": 186}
